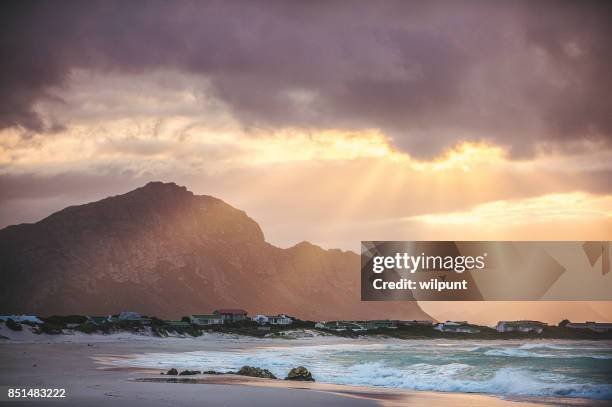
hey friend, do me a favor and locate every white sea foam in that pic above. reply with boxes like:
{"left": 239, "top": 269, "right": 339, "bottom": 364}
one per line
{"left": 113, "top": 340, "right": 612, "bottom": 400}
{"left": 517, "top": 342, "right": 607, "bottom": 351}
{"left": 483, "top": 348, "right": 559, "bottom": 358}
{"left": 483, "top": 346, "right": 612, "bottom": 359}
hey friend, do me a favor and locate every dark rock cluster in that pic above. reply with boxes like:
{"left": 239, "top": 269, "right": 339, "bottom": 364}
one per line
{"left": 178, "top": 370, "right": 201, "bottom": 376}
{"left": 161, "top": 365, "right": 315, "bottom": 381}
{"left": 237, "top": 365, "right": 277, "bottom": 379}
{"left": 285, "top": 366, "right": 314, "bottom": 381}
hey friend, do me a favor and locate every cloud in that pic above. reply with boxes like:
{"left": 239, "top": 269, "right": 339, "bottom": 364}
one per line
{"left": 1, "top": 1, "right": 611, "bottom": 156}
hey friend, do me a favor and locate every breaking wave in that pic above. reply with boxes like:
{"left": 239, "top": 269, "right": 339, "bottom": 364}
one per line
{"left": 114, "top": 340, "right": 612, "bottom": 400}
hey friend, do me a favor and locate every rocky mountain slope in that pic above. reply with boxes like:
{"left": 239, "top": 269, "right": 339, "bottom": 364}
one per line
{"left": 0, "top": 182, "right": 431, "bottom": 321}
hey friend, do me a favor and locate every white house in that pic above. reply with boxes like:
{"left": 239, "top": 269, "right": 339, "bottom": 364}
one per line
{"left": 118, "top": 311, "right": 142, "bottom": 321}
{"left": 560, "top": 320, "right": 612, "bottom": 333}
{"left": 399, "top": 320, "right": 434, "bottom": 327}
{"left": 435, "top": 321, "right": 479, "bottom": 333}
{"left": 496, "top": 320, "right": 547, "bottom": 334}
{"left": 252, "top": 314, "right": 293, "bottom": 325}
{"left": 114, "top": 311, "right": 151, "bottom": 325}
{"left": 252, "top": 315, "right": 269, "bottom": 324}
{"left": 189, "top": 314, "right": 224, "bottom": 326}
{"left": 268, "top": 314, "right": 292, "bottom": 325}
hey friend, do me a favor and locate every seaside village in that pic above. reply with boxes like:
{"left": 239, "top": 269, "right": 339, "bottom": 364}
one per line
{"left": 1, "top": 309, "right": 612, "bottom": 338}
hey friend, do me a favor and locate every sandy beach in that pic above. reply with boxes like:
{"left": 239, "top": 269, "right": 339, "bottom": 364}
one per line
{"left": 1, "top": 331, "right": 607, "bottom": 407}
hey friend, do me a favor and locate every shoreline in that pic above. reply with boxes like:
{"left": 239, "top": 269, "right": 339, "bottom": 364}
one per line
{"left": 131, "top": 375, "right": 549, "bottom": 407}
{"left": 0, "top": 341, "right": 551, "bottom": 407}
{"left": 128, "top": 374, "right": 599, "bottom": 407}
{"left": 1, "top": 335, "right": 609, "bottom": 406}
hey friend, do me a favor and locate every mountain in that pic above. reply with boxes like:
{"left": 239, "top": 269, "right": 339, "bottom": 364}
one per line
{"left": 0, "top": 182, "right": 431, "bottom": 321}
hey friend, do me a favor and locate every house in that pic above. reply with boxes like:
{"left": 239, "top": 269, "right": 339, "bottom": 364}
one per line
{"left": 213, "top": 309, "right": 248, "bottom": 323}
{"left": 189, "top": 314, "right": 224, "bottom": 326}
{"left": 496, "top": 320, "right": 547, "bottom": 334}
{"left": 398, "top": 320, "right": 434, "bottom": 327}
{"left": 112, "top": 312, "right": 151, "bottom": 325}
{"left": 252, "top": 314, "right": 293, "bottom": 325}
{"left": 559, "top": 320, "right": 612, "bottom": 333}
{"left": 252, "top": 315, "right": 269, "bottom": 324}
{"left": 118, "top": 311, "right": 141, "bottom": 320}
{"left": 268, "top": 314, "right": 292, "bottom": 325}
{"left": 443, "top": 321, "right": 467, "bottom": 325}
{"left": 358, "top": 320, "right": 397, "bottom": 330}
{"left": 435, "top": 321, "right": 480, "bottom": 333}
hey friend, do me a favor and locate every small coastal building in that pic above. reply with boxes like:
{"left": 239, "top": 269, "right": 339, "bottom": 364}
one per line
{"left": 114, "top": 311, "right": 152, "bottom": 325}
{"left": 189, "top": 314, "right": 224, "bottom": 326}
{"left": 496, "top": 320, "right": 547, "bottom": 334}
{"left": 398, "top": 320, "right": 434, "bottom": 327}
{"left": 118, "top": 311, "right": 141, "bottom": 321}
{"left": 358, "top": 320, "right": 398, "bottom": 330}
{"left": 435, "top": 321, "right": 480, "bottom": 333}
{"left": 252, "top": 315, "right": 269, "bottom": 324}
{"left": 213, "top": 309, "right": 248, "bottom": 323}
{"left": 268, "top": 315, "right": 293, "bottom": 325}
{"left": 252, "top": 314, "right": 293, "bottom": 325}
{"left": 559, "top": 320, "right": 612, "bottom": 333}
{"left": 442, "top": 321, "right": 467, "bottom": 325}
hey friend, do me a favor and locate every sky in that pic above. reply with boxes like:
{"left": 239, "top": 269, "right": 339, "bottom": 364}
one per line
{"left": 1, "top": 1, "right": 611, "bottom": 324}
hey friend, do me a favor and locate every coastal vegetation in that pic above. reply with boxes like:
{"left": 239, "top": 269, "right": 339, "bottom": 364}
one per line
{"left": 3, "top": 315, "right": 611, "bottom": 340}
{"left": 4, "top": 318, "right": 22, "bottom": 331}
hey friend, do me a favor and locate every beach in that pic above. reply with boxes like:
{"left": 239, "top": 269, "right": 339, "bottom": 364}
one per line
{"left": 1, "top": 329, "right": 610, "bottom": 406}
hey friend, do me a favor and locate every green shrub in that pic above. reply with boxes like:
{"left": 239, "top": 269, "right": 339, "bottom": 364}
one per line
{"left": 38, "top": 322, "right": 63, "bottom": 335}
{"left": 5, "top": 318, "right": 22, "bottom": 331}
{"left": 42, "top": 315, "right": 88, "bottom": 327}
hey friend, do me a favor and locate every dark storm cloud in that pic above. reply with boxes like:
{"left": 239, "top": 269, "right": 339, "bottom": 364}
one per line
{"left": 1, "top": 0, "right": 611, "bottom": 156}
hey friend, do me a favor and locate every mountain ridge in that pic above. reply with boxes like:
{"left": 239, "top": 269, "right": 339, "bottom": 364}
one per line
{"left": 0, "top": 181, "right": 431, "bottom": 321}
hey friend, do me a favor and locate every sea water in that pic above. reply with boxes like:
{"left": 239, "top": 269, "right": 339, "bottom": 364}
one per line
{"left": 115, "top": 339, "right": 612, "bottom": 400}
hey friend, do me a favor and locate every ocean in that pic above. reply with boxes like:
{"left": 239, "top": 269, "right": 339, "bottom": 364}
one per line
{"left": 116, "top": 339, "right": 612, "bottom": 400}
